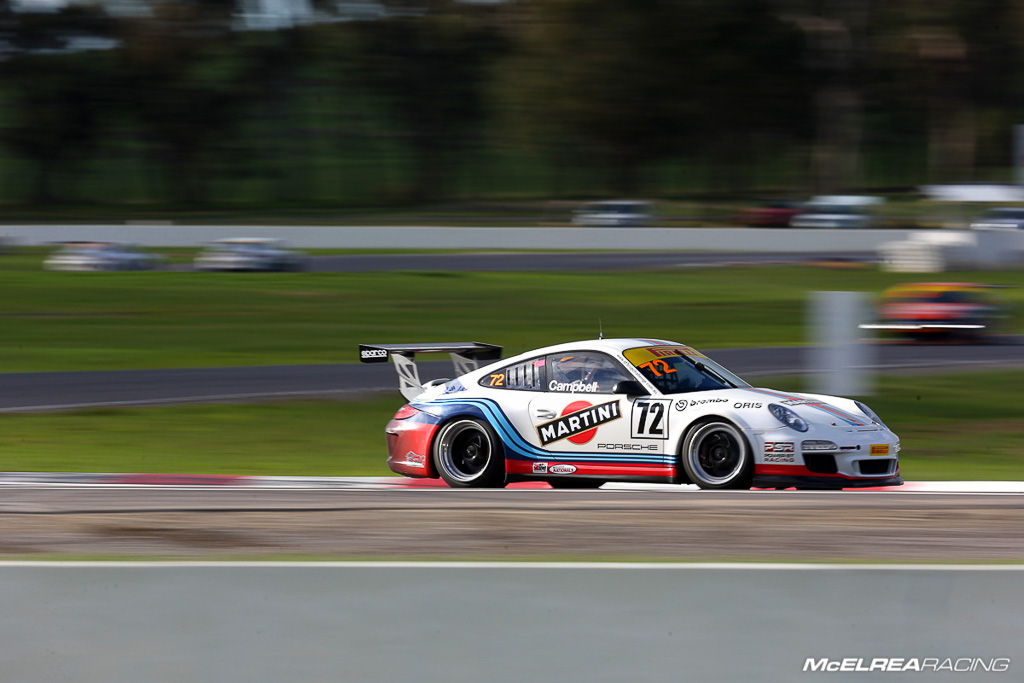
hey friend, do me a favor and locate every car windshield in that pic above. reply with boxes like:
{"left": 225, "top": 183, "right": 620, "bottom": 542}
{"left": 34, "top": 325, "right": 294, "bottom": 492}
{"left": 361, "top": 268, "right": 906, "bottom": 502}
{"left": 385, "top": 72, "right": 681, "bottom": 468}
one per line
{"left": 623, "top": 345, "right": 749, "bottom": 394}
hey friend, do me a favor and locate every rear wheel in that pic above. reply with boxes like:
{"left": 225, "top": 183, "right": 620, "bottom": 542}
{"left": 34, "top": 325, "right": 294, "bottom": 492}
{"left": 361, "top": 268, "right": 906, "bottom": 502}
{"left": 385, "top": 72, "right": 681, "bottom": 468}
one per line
{"left": 433, "top": 418, "right": 506, "bottom": 488}
{"left": 681, "top": 420, "right": 752, "bottom": 490}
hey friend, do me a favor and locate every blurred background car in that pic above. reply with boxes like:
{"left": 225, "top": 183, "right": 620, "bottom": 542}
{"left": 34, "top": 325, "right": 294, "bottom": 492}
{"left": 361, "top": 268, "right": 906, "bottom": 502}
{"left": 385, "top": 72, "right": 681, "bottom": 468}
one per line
{"left": 860, "top": 282, "right": 1009, "bottom": 343}
{"left": 790, "top": 195, "right": 884, "bottom": 229}
{"left": 43, "top": 242, "right": 162, "bottom": 272}
{"left": 969, "top": 207, "right": 1024, "bottom": 230}
{"left": 572, "top": 200, "right": 652, "bottom": 227}
{"left": 194, "top": 238, "right": 305, "bottom": 272}
{"left": 737, "top": 200, "right": 801, "bottom": 227}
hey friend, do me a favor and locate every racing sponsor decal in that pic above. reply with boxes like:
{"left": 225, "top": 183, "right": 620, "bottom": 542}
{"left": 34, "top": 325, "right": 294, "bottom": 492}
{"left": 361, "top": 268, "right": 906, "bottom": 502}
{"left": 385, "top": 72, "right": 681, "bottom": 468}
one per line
{"left": 688, "top": 397, "right": 728, "bottom": 408}
{"left": 532, "top": 462, "right": 548, "bottom": 474}
{"left": 549, "top": 464, "right": 577, "bottom": 474}
{"left": 674, "top": 399, "right": 688, "bottom": 411}
{"left": 359, "top": 348, "right": 388, "bottom": 362}
{"left": 734, "top": 402, "right": 762, "bottom": 409}
{"left": 537, "top": 400, "right": 621, "bottom": 446}
{"left": 763, "top": 442, "right": 795, "bottom": 463}
{"left": 548, "top": 380, "right": 601, "bottom": 393}
{"left": 403, "top": 452, "right": 426, "bottom": 465}
{"left": 624, "top": 345, "right": 707, "bottom": 365}
{"left": 442, "top": 380, "right": 466, "bottom": 394}
{"left": 597, "top": 443, "right": 658, "bottom": 451}
{"left": 631, "top": 398, "right": 670, "bottom": 439}
{"left": 870, "top": 444, "right": 890, "bottom": 456}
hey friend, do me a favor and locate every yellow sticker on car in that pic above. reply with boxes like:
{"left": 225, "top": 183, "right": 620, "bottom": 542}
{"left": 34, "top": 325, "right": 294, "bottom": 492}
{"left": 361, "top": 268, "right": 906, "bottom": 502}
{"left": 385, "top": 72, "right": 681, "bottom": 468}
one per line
{"left": 870, "top": 444, "right": 890, "bottom": 456}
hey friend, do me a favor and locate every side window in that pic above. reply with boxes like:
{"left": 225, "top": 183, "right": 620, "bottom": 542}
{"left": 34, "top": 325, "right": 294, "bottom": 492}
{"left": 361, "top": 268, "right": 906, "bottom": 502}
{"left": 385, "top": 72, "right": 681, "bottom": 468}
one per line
{"left": 546, "top": 352, "right": 633, "bottom": 394}
{"left": 479, "top": 356, "right": 547, "bottom": 391}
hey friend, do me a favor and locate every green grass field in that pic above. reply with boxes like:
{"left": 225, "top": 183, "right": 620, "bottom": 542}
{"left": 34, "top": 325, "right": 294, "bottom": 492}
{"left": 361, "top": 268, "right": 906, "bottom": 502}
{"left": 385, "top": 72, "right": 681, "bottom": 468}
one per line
{"left": 2, "top": 251, "right": 1022, "bottom": 372}
{"left": 2, "top": 370, "right": 1021, "bottom": 480}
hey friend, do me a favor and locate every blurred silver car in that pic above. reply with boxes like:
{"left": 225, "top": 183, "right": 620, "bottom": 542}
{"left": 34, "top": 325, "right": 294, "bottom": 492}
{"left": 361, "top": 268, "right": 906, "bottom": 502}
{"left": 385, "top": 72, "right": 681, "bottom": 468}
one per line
{"left": 194, "top": 238, "right": 304, "bottom": 272}
{"left": 969, "top": 207, "right": 1024, "bottom": 230}
{"left": 572, "top": 200, "right": 652, "bottom": 227}
{"left": 44, "top": 242, "right": 162, "bottom": 272}
{"left": 791, "top": 195, "right": 883, "bottom": 229}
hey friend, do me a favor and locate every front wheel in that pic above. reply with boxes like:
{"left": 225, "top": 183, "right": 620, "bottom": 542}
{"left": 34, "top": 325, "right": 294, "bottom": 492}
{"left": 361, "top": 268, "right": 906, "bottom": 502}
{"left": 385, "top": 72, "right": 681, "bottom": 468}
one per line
{"left": 681, "top": 421, "right": 752, "bottom": 490}
{"left": 433, "top": 418, "right": 506, "bottom": 488}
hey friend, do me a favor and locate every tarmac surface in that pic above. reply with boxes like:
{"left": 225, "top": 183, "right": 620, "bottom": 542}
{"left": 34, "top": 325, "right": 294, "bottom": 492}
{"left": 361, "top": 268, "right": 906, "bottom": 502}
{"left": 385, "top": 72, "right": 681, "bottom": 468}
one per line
{"left": 1, "top": 486, "right": 1022, "bottom": 562}
{"left": 1, "top": 562, "right": 1020, "bottom": 683}
{"left": 2, "top": 338, "right": 1021, "bottom": 411}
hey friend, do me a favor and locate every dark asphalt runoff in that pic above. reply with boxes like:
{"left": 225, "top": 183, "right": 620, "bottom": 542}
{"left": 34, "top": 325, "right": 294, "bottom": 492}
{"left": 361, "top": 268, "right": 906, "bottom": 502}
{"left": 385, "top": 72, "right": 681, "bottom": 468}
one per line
{"left": 300, "top": 250, "right": 876, "bottom": 272}
{"left": 1, "top": 339, "right": 1020, "bottom": 411}
{"left": 2, "top": 562, "right": 1020, "bottom": 683}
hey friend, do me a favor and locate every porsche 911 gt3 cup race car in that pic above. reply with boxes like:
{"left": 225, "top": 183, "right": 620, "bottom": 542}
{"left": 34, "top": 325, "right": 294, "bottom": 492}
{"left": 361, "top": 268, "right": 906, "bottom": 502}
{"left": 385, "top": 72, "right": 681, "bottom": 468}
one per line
{"left": 360, "top": 338, "right": 903, "bottom": 490}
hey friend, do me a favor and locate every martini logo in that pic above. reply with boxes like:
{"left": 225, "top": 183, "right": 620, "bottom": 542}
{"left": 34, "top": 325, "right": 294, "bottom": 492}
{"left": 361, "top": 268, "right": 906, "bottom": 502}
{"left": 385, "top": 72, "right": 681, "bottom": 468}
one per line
{"left": 537, "top": 400, "right": 621, "bottom": 446}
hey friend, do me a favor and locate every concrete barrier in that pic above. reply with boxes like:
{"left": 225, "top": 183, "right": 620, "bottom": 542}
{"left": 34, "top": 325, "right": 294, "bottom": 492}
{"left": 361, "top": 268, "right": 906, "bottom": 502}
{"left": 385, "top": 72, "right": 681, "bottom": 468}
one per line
{"left": 1, "top": 224, "right": 913, "bottom": 251}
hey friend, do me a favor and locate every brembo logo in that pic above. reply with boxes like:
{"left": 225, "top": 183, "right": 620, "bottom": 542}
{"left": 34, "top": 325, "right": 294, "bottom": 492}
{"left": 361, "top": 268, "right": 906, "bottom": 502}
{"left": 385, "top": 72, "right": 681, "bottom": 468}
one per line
{"left": 537, "top": 400, "right": 621, "bottom": 446}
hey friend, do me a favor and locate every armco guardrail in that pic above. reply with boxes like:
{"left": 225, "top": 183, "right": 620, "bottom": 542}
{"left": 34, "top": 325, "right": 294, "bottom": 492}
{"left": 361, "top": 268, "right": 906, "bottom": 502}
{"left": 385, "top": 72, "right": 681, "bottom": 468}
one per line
{"left": 1, "top": 224, "right": 913, "bottom": 251}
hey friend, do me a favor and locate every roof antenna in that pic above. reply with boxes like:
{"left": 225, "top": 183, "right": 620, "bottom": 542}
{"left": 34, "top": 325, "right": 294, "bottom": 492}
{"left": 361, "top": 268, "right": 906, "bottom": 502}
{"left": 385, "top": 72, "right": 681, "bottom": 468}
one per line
{"left": 598, "top": 318, "right": 604, "bottom": 340}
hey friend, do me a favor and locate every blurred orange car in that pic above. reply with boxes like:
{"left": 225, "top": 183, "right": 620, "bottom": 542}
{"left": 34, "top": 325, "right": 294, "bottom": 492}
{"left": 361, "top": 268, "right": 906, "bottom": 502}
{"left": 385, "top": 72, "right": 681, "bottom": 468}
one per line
{"left": 860, "top": 282, "right": 1008, "bottom": 342}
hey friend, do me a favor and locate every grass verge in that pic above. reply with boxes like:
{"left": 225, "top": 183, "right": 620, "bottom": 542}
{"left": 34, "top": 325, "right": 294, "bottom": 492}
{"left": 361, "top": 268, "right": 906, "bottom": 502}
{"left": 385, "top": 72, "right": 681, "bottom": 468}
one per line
{"left": 1, "top": 370, "right": 1021, "bottom": 480}
{"left": 2, "top": 259, "right": 1022, "bottom": 372}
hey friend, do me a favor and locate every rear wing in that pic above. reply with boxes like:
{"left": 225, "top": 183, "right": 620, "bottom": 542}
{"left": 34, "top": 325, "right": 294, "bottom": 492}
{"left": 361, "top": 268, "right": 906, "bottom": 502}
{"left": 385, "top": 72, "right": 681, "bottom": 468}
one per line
{"left": 359, "top": 342, "right": 503, "bottom": 400}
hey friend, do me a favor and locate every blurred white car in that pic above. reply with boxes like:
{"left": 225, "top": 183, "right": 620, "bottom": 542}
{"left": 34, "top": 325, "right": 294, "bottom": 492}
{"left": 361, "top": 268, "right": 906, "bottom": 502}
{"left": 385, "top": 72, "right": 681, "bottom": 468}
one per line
{"left": 194, "top": 238, "right": 304, "bottom": 272}
{"left": 44, "top": 242, "right": 162, "bottom": 272}
{"left": 791, "top": 195, "right": 884, "bottom": 229}
{"left": 572, "top": 200, "right": 652, "bottom": 227}
{"left": 969, "top": 207, "right": 1024, "bottom": 230}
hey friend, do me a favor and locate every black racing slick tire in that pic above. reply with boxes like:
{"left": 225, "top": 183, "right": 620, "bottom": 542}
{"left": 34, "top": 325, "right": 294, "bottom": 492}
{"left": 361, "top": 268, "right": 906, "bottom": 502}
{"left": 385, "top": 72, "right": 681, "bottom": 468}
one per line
{"left": 681, "top": 420, "right": 753, "bottom": 490}
{"left": 433, "top": 418, "right": 507, "bottom": 488}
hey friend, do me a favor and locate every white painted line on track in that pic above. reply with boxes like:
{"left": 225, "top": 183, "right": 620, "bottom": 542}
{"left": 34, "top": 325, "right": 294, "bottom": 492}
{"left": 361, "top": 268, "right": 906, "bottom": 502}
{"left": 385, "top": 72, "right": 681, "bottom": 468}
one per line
{"left": 0, "top": 561, "right": 1021, "bottom": 570}
{"left": 0, "top": 483, "right": 1023, "bottom": 496}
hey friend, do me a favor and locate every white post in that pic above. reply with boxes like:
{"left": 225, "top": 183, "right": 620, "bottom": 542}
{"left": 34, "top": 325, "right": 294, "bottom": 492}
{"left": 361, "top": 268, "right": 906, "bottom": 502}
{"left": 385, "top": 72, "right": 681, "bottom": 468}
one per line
{"left": 1016, "top": 125, "right": 1024, "bottom": 186}
{"left": 809, "top": 291, "right": 874, "bottom": 396}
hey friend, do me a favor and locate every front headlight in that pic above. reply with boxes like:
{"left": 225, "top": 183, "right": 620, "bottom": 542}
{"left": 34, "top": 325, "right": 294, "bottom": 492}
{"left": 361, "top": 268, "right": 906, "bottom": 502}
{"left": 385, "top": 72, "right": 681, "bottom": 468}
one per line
{"left": 768, "top": 403, "right": 808, "bottom": 432}
{"left": 855, "top": 401, "right": 887, "bottom": 428}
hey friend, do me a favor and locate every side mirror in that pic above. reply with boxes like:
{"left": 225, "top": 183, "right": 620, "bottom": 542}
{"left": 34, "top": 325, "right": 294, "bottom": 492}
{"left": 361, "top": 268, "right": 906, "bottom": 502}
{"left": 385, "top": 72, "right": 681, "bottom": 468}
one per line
{"left": 613, "top": 380, "right": 648, "bottom": 397}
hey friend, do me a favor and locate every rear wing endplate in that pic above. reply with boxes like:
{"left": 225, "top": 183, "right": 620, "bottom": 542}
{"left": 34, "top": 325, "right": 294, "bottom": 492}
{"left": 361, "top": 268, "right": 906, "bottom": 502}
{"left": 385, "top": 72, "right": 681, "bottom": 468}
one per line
{"left": 359, "top": 342, "right": 503, "bottom": 401}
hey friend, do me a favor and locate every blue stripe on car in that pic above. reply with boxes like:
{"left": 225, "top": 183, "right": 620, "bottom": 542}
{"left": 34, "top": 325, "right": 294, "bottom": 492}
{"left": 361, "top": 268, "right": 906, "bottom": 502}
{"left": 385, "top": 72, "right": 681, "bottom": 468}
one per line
{"left": 417, "top": 397, "right": 676, "bottom": 465}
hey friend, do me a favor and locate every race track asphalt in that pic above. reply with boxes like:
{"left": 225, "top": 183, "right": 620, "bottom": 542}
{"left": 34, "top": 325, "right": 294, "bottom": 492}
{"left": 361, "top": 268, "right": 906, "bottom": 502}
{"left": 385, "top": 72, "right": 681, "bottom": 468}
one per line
{"left": 1, "top": 486, "right": 1022, "bottom": 562}
{"left": 2, "top": 338, "right": 1020, "bottom": 411}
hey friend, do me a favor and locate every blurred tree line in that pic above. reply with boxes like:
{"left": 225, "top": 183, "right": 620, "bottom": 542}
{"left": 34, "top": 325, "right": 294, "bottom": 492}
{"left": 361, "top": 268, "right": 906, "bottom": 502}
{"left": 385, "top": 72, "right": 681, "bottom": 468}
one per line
{"left": 0, "top": 0, "right": 1022, "bottom": 209}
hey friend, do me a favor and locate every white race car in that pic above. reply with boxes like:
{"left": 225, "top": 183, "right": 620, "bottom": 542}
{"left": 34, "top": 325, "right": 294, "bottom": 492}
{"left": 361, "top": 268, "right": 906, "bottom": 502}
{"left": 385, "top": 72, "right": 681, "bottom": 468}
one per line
{"left": 44, "top": 242, "right": 162, "bottom": 272}
{"left": 361, "top": 338, "right": 902, "bottom": 490}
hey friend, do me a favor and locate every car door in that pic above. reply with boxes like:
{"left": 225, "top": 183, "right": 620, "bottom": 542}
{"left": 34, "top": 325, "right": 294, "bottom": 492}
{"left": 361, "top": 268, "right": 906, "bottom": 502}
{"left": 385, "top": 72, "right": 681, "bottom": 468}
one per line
{"left": 526, "top": 352, "right": 658, "bottom": 456}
